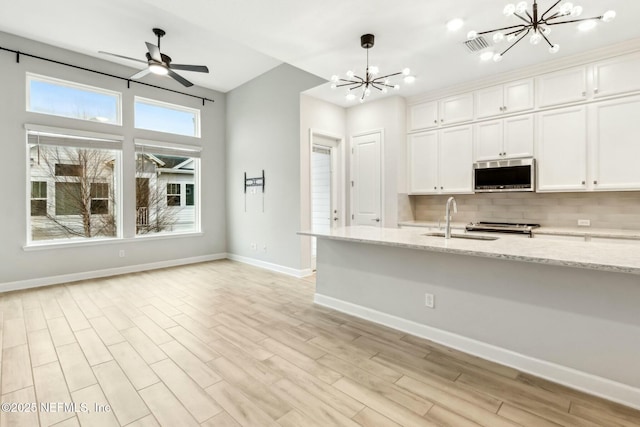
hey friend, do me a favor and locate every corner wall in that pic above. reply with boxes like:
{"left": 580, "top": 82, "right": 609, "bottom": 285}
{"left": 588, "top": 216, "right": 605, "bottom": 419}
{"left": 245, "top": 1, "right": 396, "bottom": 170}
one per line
{"left": 226, "top": 64, "right": 325, "bottom": 275}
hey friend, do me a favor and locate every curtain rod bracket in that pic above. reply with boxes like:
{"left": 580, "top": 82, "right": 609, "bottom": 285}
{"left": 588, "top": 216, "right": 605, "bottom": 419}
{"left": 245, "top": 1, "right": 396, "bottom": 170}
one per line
{"left": 16, "top": 51, "right": 20, "bottom": 63}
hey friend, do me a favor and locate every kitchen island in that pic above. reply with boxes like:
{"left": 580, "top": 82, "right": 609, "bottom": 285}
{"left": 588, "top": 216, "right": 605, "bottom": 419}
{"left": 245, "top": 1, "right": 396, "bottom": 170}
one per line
{"left": 299, "top": 226, "right": 640, "bottom": 409}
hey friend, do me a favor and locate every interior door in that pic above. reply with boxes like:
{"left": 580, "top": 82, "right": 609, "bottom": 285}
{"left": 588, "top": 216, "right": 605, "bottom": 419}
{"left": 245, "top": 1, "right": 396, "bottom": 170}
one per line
{"left": 311, "top": 144, "right": 333, "bottom": 269}
{"left": 352, "top": 132, "right": 382, "bottom": 227}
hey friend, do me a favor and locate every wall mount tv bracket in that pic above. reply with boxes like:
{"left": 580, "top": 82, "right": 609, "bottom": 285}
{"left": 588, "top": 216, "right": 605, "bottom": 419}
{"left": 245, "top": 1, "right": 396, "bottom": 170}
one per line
{"left": 244, "top": 170, "right": 265, "bottom": 212}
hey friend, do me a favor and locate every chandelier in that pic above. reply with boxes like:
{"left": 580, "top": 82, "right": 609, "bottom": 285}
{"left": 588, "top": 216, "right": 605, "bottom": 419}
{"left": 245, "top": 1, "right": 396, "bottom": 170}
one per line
{"left": 331, "top": 34, "right": 414, "bottom": 103}
{"left": 467, "top": 1, "right": 616, "bottom": 62}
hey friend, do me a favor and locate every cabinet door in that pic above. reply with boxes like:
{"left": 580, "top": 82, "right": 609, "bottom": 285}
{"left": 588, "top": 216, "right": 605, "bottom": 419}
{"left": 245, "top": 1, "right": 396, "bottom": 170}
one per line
{"left": 504, "top": 79, "right": 534, "bottom": 113}
{"left": 475, "top": 85, "right": 504, "bottom": 119}
{"left": 408, "top": 132, "right": 439, "bottom": 194}
{"left": 474, "top": 120, "right": 504, "bottom": 161}
{"left": 440, "top": 93, "right": 473, "bottom": 125}
{"left": 592, "top": 97, "right": 640, "bottom": 190}
{"left": 593, "top": 53, "right": 640, "bottom": 98}
{"left": 440, "top": 126, "right": 473, "bottom": 194}
{"left": 537, "top": 67, "right": 587, "bottom": 108}
{"left": 536, "top": 107, "right": 587, "bottom": 192}
{"left": 408, "top": 101, "right": 439, "bottom": 131}
{"left": 503, "top": 115, "right": 534, "bottom": 159}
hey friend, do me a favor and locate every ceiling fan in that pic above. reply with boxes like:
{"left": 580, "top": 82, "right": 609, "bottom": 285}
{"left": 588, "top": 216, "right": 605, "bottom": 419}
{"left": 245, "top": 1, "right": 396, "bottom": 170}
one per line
{"left": 99, "top": 28, "right": 209, "bottom": 87}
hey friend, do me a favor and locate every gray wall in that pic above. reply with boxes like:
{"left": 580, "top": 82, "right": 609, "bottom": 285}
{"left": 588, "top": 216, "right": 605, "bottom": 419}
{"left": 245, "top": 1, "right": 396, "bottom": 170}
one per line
{"left": 226, "top": 64, "right": 325, "bottom": 271}
{"left": 0, "top": 31, "right": 226, "bottom": 286}
{"left": 316, "top": 238, "right": 640, "bottom": 390}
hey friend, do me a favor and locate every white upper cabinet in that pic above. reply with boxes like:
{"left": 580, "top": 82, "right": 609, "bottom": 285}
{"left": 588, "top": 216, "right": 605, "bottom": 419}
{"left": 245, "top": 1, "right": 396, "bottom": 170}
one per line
{"left": 408, "top": 131, "right": 439, "bottom": 194}
{"left": 475, "top": 79, "right": 534, "bottom": 119}
{"left": 407, "top": 127, "right": 473, "bottom": 195}
{"left": 536, "top": 67, "right": 587, "bottom": 108}
{"left": 593, "top": 53, "right": 640, "bottom": 99}
{"left": 591, "top": 96, "right": 640, "bottom": 190}
{"left": 536, "top": 106, "right": 587, "bottom": 192}
{"left": 408, "top": 100, "right": 439, "bottom": 131}
{"left": 474, "top": 115, "right": 533, "bottom": 161}
{"left": 440, "top": 93, "right": 473, "bottom": 126}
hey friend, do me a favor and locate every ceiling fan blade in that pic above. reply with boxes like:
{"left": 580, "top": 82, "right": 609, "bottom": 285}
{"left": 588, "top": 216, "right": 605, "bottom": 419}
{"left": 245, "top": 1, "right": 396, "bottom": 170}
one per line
{"left": 145, "top": 42, "right": 162, "bottom": 62}
{"left": 130, "top": 68, "right": 151, "bottom": 80}
{"left": 167, "top": 69, "right": 193, "bottom": 87}
{"left": 169, "top": 64, "right": 210, "bottom": 73}
{"left": 99, "top": 51, "right": 147, "bottom": 64}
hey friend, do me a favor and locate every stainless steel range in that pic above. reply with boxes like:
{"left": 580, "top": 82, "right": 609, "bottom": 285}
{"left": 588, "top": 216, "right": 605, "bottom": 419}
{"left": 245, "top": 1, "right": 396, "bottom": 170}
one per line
{"left": 466, "top": 221, "right": 540, "bottom": 237}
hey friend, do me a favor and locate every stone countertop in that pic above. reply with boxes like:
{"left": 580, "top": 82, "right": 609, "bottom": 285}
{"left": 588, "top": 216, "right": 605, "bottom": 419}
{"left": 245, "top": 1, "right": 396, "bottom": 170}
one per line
{"left": 398, "top": 220, "right": 640, "bottom": 240}
{"left": 299, "top": 226, "right": 640, "bottom": 275}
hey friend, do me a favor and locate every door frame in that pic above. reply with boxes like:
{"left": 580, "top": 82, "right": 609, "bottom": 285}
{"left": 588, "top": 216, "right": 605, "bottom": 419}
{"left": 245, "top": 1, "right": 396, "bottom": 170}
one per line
{"left": 350, "top": 129, "right": 385, "bottom": 226}
{"left": 309, "top": 129, "right": 345, "bottom": 229}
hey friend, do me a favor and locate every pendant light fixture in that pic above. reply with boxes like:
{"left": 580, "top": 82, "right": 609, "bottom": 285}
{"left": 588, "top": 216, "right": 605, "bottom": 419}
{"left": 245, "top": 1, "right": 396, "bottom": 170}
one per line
{"left": 467, "top": 1, "right": 616, "bottom": 62}
{"left": 331, "top": 34, "right": 414, "bottom": 103}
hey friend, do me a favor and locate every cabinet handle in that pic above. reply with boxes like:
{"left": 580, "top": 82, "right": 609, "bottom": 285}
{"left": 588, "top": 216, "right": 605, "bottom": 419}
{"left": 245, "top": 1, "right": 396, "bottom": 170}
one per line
{"left": 434, "top": 120, "right": 437, "bottom": 124}
{"left": 441, "top": 119, "right": 444, "bottom": 123}
{"left": 594, "top": 180, "right": 598, "bottom": 185}
{"left": 594, "top": 88, "right": 599, "bottom": 94}
{"left": 441, "top": 186, "right": 444, "bottom": 190}
{"left": 499, "top": 107, "right": 504, "bottom": 112}
{"left": 503, "top": 106, "right": 507, "bottom": 111}
{"left": 581, "top": 181, "right": 586, "bottom": 185}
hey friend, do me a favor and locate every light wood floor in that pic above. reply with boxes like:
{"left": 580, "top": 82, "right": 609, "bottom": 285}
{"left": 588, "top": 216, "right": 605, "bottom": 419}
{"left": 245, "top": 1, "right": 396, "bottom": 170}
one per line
{"left": 1, "top": 260, "right": 639, "bottom": 427}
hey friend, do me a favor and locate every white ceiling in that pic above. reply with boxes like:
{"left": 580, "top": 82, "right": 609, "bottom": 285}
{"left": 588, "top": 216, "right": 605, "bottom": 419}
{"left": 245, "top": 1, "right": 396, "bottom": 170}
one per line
{"left": 2, "top": 0, "right": 640, "bottom": 106}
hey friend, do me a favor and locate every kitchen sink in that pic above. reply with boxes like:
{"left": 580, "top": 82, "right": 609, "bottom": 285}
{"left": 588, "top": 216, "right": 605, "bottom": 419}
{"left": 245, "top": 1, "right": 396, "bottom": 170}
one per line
{"left": 422, "top": 232, "right": 499, "bottom": 241}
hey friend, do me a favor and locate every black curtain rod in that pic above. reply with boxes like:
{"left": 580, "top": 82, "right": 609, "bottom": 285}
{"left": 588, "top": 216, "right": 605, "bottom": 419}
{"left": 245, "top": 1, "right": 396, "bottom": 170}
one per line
{"left": 0, "top": 46, "right": 215, "bottom": 106}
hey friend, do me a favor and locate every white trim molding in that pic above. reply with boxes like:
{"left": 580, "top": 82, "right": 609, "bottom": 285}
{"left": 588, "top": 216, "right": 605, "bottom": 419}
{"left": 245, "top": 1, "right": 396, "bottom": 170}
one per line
{"left": 314, "top": 293, "right": 640, "bottom": 411}
{"left": 0, "top": 253, "right": 226, "bottom": 293}
{"left": 226, "top": 253, "right": 314, "bottom": 278}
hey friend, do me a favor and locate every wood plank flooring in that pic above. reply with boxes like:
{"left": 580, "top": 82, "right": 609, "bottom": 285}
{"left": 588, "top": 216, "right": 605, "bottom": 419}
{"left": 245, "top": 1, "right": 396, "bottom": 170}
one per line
{"left": 0, "top": 260, "right": 638, "bottom": 426}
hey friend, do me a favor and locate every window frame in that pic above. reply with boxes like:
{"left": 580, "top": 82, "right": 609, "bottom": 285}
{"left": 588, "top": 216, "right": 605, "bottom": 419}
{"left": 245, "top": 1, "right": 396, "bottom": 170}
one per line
{"left": 25, "top": 124, "right": 124, "bottom": 246}
{"left": 30, "top": 181, "right": 48, "bottom": 217}
{"left": 26, "top": 73, "right": 123, "bottom": 126}
{"left": 134, "top": 96, "right": 201, "bottom": 138}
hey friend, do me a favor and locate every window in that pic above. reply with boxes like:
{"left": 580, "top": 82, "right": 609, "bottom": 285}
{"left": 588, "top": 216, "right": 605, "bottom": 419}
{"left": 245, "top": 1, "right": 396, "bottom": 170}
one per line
{"left": 91, "top": 183, "right": 110, "bottom": 214}
{"left": 27, "top": 127, "right": 122, "bottom": 242}
{"left": 27, "top": 74, "right": 121, "bottom": 125}
{"left": 31, "top": 181, "right": 47, "bottom": 216}
{"left": 134, "top": 97, "right": 200, "bottom": 137}
{"left": 167, "top": 183, "right": 181, "bottom": 206}
{"left": 135, "top": 140, "right": 201, "bottom": 235}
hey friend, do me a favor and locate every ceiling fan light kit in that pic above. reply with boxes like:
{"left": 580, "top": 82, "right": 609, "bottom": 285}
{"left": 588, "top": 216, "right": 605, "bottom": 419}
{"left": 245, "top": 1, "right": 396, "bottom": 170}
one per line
{"left": 99, "top": 28, "right": 210, "bottom": 87}
{"left": 330, "top": 34, "right": 414, "bottom": 103}
{"left": 467, "top": 1, "right": 616, "bottom": 61}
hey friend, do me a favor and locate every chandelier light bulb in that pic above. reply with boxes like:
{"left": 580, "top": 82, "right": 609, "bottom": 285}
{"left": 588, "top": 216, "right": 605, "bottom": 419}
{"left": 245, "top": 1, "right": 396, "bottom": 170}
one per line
{"left": 384, "top": 79, "right": 390, "bottom": 85}
{"left": 560, "top": 2, "right": 574, "bottom": 16}
{"left": 446, "top": 18, "right": 465, "bottom": 32}
{"left": 467, "top": 30, "right": 478, "bottom": 40}
{"left": 346, "top": 70, "right": 355, "bottom": 78}
{"left": 541, "top": 26, "right": 551, "bottom": 36}
{"left": 364, "top": 88, "right": 371, "bottom": 97}
{"left": 602, "top": 10, "right": 616, "bottom": 23}
{"left": 530, "top": 32, "right": 542, "bottom": 45}
{"left": 393, "top": 84, "right": 400, "bottom": 91}
{"left": 515, "top": 1, "right": 528, "bottom": 14}
{"left": 359, "top": 98, "right": 365, "bottom": 104}
{"left": 571, "top": 6, "right": 583, "bottom": 17}
{"left": 507, "top": 33, "right": 516, "bottom": 42}
{"left": 402, "top": 68, "right": 411, "bottom": 76}
{"left": 493, "top": 32, "right": 505, "bottom": 43}
{"left": 578, "top": 20, "right": 597, "bottom": 31}
{"left": 330, "top": 84, "right": 337, "bottom": 89}
{"left": 368, "top": 66, "right": 379, "bottom": 75}
{"left": 480, "top": 51, "right": 494, "bottom": 61}
{"left": 403, "top": 75, "right": 416, "bottom": 84}
{"left": 493, "top": 53, "right": 503, "bottom": 62}
{"left": 382, "top": 87, "right": 388, "bottom": 94}
{"left": 503, "top": 4, "right": 516, "bottom": 17}
{"left": 549, "top": 44, "right": 560, "bottom": 54}
{"left": 330, "top": 75, "right": 339, "bottom": 83}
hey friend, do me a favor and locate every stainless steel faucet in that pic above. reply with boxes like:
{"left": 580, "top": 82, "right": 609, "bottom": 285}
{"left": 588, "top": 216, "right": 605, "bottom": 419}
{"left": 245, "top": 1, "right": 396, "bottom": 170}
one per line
{"left": 445, "top": 196, "right": 458, "bottom": 239}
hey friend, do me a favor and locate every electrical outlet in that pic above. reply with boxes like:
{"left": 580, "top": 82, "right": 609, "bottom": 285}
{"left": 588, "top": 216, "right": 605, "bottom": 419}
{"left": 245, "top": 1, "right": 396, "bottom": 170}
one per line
{"left": 119, "top": 250, "right": 125, "bottom": 258}
{"left": 425, "top": 293, "right": 435, "bottom": 309}
{"left": 577, "top": 219, "right": 591, "bottom": 227}
{"left": 250, "top": 243, "right": 257, "bottom": 251}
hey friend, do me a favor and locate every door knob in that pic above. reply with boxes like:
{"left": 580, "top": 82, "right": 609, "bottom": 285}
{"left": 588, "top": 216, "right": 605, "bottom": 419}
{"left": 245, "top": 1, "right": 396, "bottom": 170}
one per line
{"left": 372, "top": 218, "right": 380, "bottom": 222}
{"left": 333, "top": 217, "right": 339, "bottom": 221}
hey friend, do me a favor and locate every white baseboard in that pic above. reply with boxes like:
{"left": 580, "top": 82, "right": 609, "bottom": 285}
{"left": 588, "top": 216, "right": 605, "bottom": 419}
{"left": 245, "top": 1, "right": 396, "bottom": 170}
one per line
{"left": 226, "top": 253, "right": 313, "bottom": 278}
{"left": 0, "top": 253, "right": 227, "bottom": 293}
{"left": 314, "top": 293, "right": 640, "bottom": 411}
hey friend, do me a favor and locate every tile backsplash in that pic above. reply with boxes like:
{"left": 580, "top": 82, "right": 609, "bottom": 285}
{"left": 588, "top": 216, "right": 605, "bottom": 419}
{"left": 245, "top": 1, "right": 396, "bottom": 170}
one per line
{"left": 412, "top": 192, "right": 640, "bottom": 230}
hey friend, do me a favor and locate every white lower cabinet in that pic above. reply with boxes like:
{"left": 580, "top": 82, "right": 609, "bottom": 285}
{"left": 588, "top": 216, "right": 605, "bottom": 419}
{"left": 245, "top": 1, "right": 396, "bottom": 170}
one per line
{"left": 590, "top": 96, "right": 640, "bottom": 190}
{"left": 536, "top": 106, "right": 587, "bottom": 192}
{"left": 408, "top": 126, "right": 473, "bottom": 195}
{"left": 475, "top": 115, "right": 534, "bottom": 161}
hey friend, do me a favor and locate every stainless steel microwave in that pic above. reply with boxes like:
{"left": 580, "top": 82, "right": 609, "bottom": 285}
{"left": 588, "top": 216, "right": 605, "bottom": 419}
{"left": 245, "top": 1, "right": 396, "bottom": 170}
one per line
{"left": 473, "top": 158, "right": 535, "bottom": 192}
